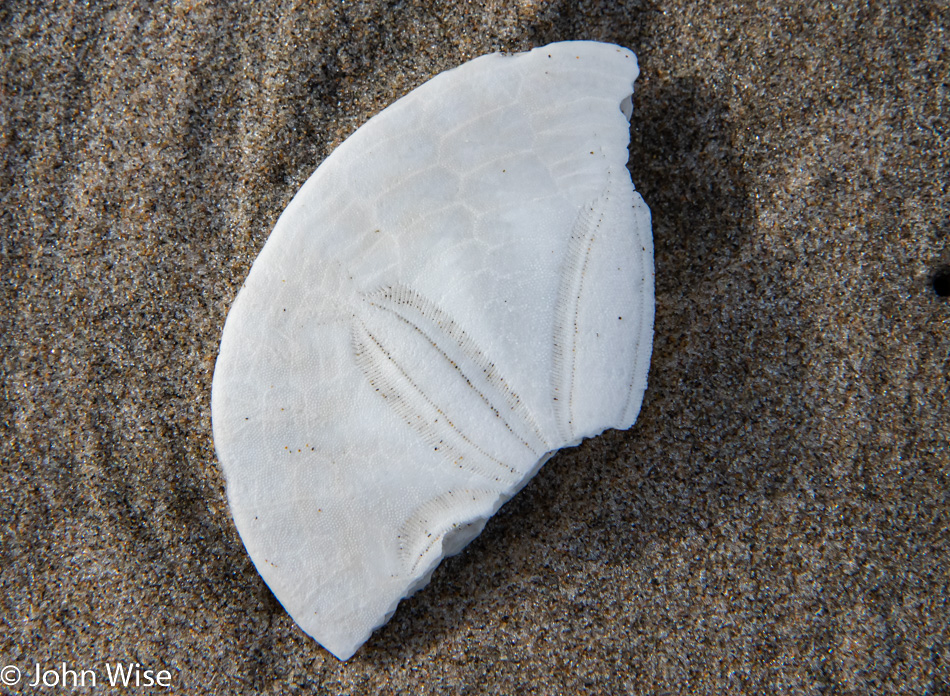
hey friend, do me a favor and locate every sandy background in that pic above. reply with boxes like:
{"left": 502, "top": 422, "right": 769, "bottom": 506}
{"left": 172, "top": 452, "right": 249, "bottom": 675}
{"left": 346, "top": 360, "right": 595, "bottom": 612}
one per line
{"left": 1, "top": 0, "right": 948, "bottom": 694}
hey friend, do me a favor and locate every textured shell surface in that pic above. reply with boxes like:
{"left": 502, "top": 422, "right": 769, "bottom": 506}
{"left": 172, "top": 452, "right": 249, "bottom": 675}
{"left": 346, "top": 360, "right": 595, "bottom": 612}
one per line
{"left": 211, "top": 40, "right": 654, "bottom": 661}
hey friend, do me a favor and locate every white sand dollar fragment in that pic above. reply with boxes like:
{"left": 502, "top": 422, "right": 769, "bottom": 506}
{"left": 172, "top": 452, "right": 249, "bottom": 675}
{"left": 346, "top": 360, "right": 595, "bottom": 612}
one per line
{"left": 211, "top": 41, "right": 654, "bottom": 660}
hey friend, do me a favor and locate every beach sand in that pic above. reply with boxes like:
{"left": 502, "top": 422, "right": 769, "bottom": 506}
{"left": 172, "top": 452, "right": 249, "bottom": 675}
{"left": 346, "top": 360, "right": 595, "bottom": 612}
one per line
{"left": 1, "top": 1, "right": 947, "bottom": 693}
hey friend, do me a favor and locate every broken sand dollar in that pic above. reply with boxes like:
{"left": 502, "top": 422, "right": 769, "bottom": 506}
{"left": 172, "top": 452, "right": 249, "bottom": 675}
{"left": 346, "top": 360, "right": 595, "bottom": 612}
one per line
{"left": 211, "top": 40, "right": 654, "bottom": 660}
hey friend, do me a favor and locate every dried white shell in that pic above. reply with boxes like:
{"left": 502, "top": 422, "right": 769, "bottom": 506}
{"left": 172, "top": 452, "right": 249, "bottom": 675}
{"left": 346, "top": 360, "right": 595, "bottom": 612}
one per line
{"left": 211, "top": 40, "right": 653, "bottom": 660}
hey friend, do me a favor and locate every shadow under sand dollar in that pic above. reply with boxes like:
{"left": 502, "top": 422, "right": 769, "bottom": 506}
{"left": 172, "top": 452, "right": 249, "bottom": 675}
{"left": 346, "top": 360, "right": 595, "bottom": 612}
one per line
{"left": 630, "top": 73, "right": 808, "bottom": 523}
